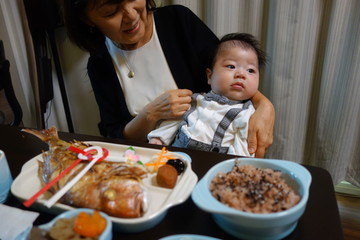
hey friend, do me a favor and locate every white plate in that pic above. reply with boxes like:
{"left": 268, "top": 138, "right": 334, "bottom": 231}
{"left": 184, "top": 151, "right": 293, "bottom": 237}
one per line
{"left": 11, "top": 141, "right": 198, "bottom": 232}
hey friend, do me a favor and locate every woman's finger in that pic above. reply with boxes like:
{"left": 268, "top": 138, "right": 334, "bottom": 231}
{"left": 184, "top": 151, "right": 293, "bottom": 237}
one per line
{"left": 176, "top": 89, "right": 193, "bottom": 97}
{"left": 247, "top": 131, "right": 257, "bottom": 156}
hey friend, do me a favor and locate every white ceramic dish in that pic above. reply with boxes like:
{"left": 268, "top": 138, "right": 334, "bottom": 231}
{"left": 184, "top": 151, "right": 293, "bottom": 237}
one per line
{"left": 191, "top": 158, "right": 312, "bottom": 240}
{"left": 11, "top": 142, "right": 198, "bottom": 232}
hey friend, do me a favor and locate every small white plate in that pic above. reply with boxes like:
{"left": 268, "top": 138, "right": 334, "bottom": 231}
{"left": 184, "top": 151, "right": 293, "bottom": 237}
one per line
{"left": 11, "top": 142, "right": 198, "bottom": 232}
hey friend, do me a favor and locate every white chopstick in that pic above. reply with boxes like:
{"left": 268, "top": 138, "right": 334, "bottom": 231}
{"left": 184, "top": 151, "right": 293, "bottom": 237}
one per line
{"left": 44, "top": 146, "right": 103, "bottom": 208}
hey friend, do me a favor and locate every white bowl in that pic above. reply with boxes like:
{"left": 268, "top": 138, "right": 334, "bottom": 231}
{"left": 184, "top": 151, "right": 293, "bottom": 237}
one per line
{"left": 191, "top": 158, "right": 311, "bottom": 240}
{"left": 38, "top": 208, "right": 112, "bottom": 240}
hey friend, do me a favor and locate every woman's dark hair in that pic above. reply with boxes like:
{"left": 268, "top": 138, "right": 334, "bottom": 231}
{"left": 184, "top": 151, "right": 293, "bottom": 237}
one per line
{"left": 209, "top": 33, "right": 267, "bottom": 70}
{"left": 61, "top": 0, "right": 156, "bottom": 55}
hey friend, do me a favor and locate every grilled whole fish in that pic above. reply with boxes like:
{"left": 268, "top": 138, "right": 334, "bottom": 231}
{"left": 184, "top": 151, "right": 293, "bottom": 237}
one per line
{"left": 22, "top": 127, "right": 148, "bottom": 218}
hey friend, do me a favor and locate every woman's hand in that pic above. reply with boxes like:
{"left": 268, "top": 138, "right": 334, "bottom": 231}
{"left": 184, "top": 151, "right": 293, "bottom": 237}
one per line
{"left": 123, "top": 89, "right": 192, "bottom": 141}
{"left": 248, "top": 91, "right": 275, "bottom": 158}
{"left": 145, "top": 89, "right": 193, "bottom": 121}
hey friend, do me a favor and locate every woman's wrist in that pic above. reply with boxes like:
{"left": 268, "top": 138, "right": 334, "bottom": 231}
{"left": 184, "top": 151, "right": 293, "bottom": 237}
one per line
{"left": 123, "top": 107, "right": 159, "bottom": 141}
{"left": 251, "top": 91, "right": 274, "bottom": 111}
{"left": 142, "top": 102, "right": 161, "bottom": 123}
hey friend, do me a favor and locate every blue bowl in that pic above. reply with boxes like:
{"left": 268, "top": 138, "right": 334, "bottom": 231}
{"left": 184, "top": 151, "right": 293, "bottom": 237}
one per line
{"left": 191, "top": 158, "right": 311, "bottom": 240}
{"left": 38, "top": 208, "right": 112, "bottom": 240}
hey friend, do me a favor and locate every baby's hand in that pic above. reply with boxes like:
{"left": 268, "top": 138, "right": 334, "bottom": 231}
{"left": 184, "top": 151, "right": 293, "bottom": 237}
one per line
{"left": 149, "top": 137, "right": 164, "bottom": 145}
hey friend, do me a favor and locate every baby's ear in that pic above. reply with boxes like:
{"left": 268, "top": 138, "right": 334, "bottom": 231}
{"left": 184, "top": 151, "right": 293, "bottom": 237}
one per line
{"left": 206, "top": 68, "right": 212, "bottom": 85}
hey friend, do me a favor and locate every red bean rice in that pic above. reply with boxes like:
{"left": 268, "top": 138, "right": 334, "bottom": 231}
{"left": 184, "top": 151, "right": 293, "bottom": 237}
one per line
{"left": 209, "top": 162, "right": 300, "bottom": 213}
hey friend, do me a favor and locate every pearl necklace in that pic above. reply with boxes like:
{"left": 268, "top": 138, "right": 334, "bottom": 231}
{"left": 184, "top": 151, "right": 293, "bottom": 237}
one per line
{"left": 113, "top": 42, "right": 135, "bottom": 78}
{"left": 120, "top": 51, "right": 135, "bottom": 78}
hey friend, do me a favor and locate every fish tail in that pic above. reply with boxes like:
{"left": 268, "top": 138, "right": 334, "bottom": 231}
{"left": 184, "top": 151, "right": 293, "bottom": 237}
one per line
{"left": 22, "top": 126, "right": 59, "bottom": 142}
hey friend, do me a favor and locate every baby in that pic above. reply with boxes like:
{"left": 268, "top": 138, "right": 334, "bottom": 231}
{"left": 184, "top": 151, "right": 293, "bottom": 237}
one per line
{"left": 148, "top": 33, "right": 266, "bottom": 156}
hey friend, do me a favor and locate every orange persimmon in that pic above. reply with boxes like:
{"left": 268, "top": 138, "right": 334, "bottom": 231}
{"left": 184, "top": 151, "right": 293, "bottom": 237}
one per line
{"left": 73, "top": 211, "right": 107, "bottom": 237}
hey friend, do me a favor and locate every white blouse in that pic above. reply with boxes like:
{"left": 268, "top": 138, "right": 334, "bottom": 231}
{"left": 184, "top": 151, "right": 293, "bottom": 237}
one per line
{"left": 105, "top": 19, "right": 178, "bottom": 116}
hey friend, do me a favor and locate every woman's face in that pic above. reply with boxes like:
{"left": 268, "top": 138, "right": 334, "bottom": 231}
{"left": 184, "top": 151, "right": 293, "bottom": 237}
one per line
{"left": 84, "top": 0, "right": 152, "bottom": 49}
{"left": 207, "top": 46, "right": 260, "bottom": 101}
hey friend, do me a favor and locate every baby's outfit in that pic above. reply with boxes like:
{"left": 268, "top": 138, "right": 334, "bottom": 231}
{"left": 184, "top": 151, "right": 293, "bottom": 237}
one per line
{"left": 147, "top": 91, "right": 255, "bottom": 156}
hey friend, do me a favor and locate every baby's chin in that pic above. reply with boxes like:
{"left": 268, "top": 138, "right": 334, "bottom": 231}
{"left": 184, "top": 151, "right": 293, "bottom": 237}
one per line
{"left": 225, "top": 93, "right": 250, "bottom": 102}
{"left": 213, "top": 89, "right": 251, "bottom": 101}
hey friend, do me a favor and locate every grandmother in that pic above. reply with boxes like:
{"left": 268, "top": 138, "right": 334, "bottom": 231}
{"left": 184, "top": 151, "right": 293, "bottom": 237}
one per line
{"left": 61, "top": 0, "right": 274, "bottom": 157}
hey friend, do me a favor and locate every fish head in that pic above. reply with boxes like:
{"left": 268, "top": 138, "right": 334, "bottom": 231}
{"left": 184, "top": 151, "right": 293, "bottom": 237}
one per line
{"left": 100, "top": 175, "right": 148, "bottom": 218}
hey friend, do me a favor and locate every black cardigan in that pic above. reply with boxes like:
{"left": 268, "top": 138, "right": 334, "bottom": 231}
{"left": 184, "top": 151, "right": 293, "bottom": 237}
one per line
{"left": 87, "top": 5, "right": 219, "bottom": 138}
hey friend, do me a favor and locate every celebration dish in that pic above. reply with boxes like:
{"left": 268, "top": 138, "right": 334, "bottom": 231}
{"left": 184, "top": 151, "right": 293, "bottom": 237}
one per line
{"left": 191, "top": 158, "right": 311, "bottom": 240}
{"left": 12, "top": 128, "right": 197, "bottom": 232}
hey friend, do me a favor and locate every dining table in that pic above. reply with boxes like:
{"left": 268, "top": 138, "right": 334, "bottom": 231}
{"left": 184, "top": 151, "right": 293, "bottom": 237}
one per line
{"left": 1, "top": 125, "right": 344, "bottom": 240}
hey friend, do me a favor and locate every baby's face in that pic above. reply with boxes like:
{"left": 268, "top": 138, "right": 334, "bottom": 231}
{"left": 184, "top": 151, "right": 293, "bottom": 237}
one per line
{"left": 207, "top": 46, "right": 259, "bottom": 101}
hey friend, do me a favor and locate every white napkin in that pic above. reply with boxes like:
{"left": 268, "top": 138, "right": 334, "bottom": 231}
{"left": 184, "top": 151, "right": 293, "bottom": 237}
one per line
{"left": 0, "top": 204, "right": 39, "bottom": 240}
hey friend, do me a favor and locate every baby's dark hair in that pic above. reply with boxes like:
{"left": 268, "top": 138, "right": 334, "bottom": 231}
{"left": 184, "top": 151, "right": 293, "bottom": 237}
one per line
{"left": 209, "top": 33, "right": 267, "bottom": 70}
